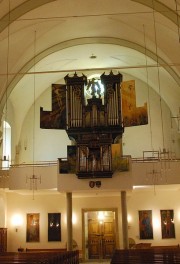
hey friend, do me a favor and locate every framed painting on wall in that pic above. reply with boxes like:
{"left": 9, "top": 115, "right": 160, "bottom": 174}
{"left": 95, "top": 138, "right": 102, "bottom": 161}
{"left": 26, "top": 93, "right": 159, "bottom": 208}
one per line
{"left": 26, "top": 213, "right": 40, "bottom": 242}
{"left": 48, "top": 213, "right": 61, "bottom": 241}
{"left": 139, "top": 210, "right": 153, "bottom": 239}
{"left": 160, "top": 210, "right": 175, "bottom": 239}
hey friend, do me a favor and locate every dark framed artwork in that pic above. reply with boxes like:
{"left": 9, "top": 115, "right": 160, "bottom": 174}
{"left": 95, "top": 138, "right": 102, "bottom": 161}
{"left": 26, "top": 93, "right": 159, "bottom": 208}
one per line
{"left": 40, "top": 84, "right": 66, "bottom": 129}
{"left": 160, "top": 210, "right": 175, "bottom": 239}
{"left": 121, "top": 80, "right": 148, "bottom": 127}
{"left": 26, "top": 213, "right": 40, "bottom": 242}
{"left": 139, "top": 210, "right": 153, "bottom": 239}
{"left": 48, "top": 213, "right": 61, "bottom": 241}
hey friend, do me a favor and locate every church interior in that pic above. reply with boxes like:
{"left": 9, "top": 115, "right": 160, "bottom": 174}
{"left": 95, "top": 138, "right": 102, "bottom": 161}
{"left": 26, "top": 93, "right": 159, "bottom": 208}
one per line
{"left": 0, "top": 0, "right": 180, "bottom": 262}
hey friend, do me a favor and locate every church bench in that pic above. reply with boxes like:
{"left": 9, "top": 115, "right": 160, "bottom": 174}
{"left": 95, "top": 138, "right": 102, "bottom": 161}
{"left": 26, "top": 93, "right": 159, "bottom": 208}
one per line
{"left": 0, "top": 253, "right": 51, "bottom": 264}
{"left": 110, "top": 248, "right": 180, "bottom": 264}
{"left": 151, "top": 245, "right": 179, "bottom": 249}
{"left": 0, "top": 250, "right": 79, "bottom": 264}
{"left": 26, "top": 248, "right": 67, "bottom": 252}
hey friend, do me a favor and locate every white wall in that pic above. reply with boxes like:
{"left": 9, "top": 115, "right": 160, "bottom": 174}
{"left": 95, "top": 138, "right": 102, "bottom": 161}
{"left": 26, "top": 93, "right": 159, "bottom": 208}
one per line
{"left": 4, "top": 72, "right": 180, "bottom": 252}
{"left": 8, "top": 159, "right": 180, "bottom": 191}
{"left": 9, "top": 165, "right": 57, "bottom": 190}
{"left": 7, "top": 192, "right": 67, "bottom": 252}
{"left": 5, "top": 188, "right": 180, "bottom": 252}
{"left": 12, "top": 74, "right": 180, "bottom": 164}
{"left": 122, "top": 75, "right": 179, "bottom": 158}
{"left": 128, "top": 188, "right": 180, "bottom": 246}
{"left": 18, "top": 88, "right": 71, "bottom": 163}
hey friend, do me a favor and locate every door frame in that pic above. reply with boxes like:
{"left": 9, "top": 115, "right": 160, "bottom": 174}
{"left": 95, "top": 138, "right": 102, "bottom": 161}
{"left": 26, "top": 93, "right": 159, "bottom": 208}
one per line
{"left": 82, "top": 208, "right": 119, "bottom": 261}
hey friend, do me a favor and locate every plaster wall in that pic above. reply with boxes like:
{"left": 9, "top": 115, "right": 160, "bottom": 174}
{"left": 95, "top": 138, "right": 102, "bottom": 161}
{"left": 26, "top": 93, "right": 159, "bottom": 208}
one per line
{"left": 13, "top": 74, "right": 180, "bottom": 165}
{"left": 6, "top": 192, "right": 67, "bottom": 252}
{"left": 128, "top": 188, "right": 180, "bottom": 246}
{"left": 5, "top": 188, "right": 180, "bottom": 252}
{"left": 17, "top": 87, "right": 71, "bottom": 164}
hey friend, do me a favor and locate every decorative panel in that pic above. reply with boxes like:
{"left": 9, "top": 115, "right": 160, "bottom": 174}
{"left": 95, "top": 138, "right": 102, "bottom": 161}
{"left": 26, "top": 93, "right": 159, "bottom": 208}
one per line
{"left": 121, "top": 80, "right": 148, "bottom": 127}
{"left": 40, "top": 84, "right": 66, "bottom": 129}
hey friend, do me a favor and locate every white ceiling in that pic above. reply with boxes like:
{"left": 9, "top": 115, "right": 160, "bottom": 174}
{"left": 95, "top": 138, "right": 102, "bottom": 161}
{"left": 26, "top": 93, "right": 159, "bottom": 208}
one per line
{"left": 0, "top": 0, "right": 180, "bottom": 138}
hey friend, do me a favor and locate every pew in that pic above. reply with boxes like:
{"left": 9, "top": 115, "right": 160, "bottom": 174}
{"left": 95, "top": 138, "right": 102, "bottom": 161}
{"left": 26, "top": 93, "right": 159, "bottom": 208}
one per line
{"left": 26, "top": 248, "right": 67, "bottom": 252}
{"left": 111, "top": 248, "right": 180, "bottom": 264}
{"left": 0, "top": 250, "right": 79, "bottom": 264}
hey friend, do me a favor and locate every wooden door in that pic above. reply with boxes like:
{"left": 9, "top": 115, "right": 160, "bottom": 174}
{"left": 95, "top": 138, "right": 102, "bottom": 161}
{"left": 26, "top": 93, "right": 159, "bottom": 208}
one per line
{"left": 88, "top": 218, "right": 115, "bottom": 259}
{"left": 88, "top": 219, "right": 100, "bottom": 259}
{"left": 103, "top": 220, "right": 116, "bottom": 258}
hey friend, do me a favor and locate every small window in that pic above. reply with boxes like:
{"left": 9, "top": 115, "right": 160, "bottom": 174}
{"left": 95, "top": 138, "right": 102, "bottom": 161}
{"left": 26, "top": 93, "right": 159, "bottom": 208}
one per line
{"left": 2, "top": 121, "right": 11, "bottom": 168}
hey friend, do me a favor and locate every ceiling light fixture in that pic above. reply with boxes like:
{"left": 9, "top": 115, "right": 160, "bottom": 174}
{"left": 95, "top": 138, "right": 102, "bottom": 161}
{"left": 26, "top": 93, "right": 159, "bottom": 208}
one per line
{"left": 26, "top": 31, "right": 41, "bottom": 199}
{"left": 152, "top": 1, "right": 172, "bottom": 174}
{"left": 89, "top": 54, "right": 97, "bottom": 59}
{"left": 146, "top": 163, "right": 162, "bottom": 195}
{"left": 143, "top": 22, "right": 169, "bottom": 191}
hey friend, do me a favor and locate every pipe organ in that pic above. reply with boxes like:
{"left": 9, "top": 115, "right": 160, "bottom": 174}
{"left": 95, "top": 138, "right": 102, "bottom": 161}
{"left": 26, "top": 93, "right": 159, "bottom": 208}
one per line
{"left": 64, "top": 71, "right": 124, "bottom": 179}
{"left": 64, "top": 73, "right": 87, "bottom": 129}
{"left": 40, "top": 71, "right": 148, "bottom": 178}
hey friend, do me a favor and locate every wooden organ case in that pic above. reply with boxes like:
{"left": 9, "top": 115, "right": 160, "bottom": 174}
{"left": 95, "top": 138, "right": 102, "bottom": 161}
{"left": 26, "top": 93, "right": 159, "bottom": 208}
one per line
{"left": 65, "top": 71, "right": 124, "bottom": 179}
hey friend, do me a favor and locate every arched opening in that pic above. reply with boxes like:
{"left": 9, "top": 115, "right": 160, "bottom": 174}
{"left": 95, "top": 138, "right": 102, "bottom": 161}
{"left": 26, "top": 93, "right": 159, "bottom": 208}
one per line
{"left": 2, "top": 121, "right": 11, "bottom": 168}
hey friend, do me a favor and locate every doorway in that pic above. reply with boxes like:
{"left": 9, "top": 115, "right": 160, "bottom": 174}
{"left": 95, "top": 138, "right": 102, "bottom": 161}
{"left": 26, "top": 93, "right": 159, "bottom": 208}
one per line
{"left": 82, "top": 208, "right": 119, "bottom": 260}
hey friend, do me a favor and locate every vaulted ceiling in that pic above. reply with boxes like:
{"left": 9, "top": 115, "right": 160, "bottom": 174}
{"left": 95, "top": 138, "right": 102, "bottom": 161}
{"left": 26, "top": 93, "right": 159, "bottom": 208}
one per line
{"left": 0, "top": 0, "right": 180, "bottom": 137}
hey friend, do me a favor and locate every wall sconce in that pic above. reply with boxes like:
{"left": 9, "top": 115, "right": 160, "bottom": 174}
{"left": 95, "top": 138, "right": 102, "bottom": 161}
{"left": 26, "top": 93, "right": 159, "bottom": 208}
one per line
{"left": 72, "top": 213, "right": 77, "bottom": 225}
{"left": 63, "top": 213, "right": 77, "bottom": 225}
{"left": 128, "top": 214, "right": 132, "bottom": 223}
{"left": 152, "top": 217, "right": 161, "bottom": 229}
{"left": 11, "top": 214, "right": 23, "bottom": 232}
{"left": 128, "top": 214, "right": 132, "bottom": 229}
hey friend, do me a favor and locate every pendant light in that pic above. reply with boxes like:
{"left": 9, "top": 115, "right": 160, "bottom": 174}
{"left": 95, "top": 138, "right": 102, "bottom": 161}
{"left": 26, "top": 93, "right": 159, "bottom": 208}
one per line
{"left": 26, "top": 31, "right": 41, "bottom": 199}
